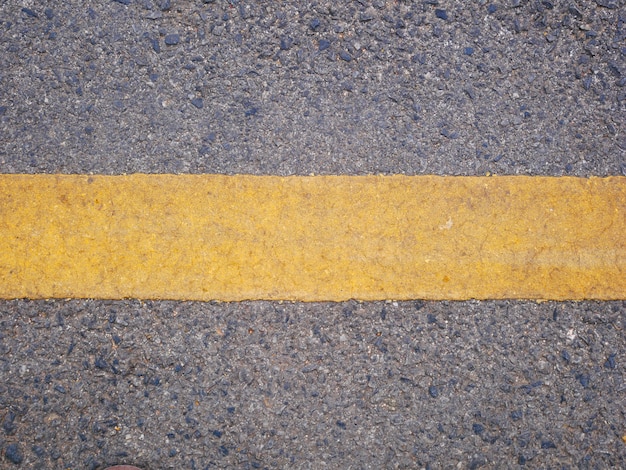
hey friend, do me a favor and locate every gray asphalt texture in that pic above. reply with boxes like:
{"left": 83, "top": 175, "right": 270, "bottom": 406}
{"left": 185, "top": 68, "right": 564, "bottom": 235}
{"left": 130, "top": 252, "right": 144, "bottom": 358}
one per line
{"left": 0, "top": 0, "right": 625, "bottom": 469}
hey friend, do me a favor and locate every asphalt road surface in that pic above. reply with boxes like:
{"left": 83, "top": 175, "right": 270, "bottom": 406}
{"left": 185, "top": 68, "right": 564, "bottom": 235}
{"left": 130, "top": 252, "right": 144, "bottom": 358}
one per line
{"left": 1, "top": 0, "right": 625, "bottom": 469}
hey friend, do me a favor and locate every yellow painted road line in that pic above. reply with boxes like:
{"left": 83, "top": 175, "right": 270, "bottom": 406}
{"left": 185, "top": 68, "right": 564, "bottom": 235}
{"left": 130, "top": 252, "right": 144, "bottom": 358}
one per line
{"left": 0, "top": 174, "right": 624, "bottom": 301}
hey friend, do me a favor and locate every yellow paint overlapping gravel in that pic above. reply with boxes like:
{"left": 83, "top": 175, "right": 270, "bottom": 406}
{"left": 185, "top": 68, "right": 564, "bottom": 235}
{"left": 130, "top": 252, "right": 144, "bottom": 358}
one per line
{"left": 0, "top": 174, "right": 624, "bottom": 300}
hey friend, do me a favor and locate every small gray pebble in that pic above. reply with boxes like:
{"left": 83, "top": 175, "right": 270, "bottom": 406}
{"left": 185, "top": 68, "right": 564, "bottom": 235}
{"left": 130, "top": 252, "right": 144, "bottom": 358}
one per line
{"left": 319, "top": 39, "right": 331, "bottom": 51}
{"left": 5, "top": 444, "right": 23, "bottom": 464}
{"left": 164, "top": 34, "right": 180, "bottom": 45}
{"left": 339, "top": 51, "right": 352, "bottom": 62}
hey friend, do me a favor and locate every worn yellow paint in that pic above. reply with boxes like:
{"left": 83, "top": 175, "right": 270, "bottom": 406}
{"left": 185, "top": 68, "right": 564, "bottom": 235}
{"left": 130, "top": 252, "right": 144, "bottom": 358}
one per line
{"left": 0, "top": 174, "right": 624, "bottom": 301}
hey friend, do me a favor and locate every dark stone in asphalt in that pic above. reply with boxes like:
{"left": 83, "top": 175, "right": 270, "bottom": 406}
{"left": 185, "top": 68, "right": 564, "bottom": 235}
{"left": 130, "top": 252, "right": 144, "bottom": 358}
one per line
{"left": 190, "top": 97, "right": 204, "bottom": 109}
{"left": 310, "top": 18, "right": 321, "bottom": 31}
{"left": 469, "top": 455, "right": 487, "bottom": 469}
{"left": 339, "top": 50, "right": 352, "bottom": 62}
{"left": 244, "top": 105, "right": 258, "bottom": 117}
{"left": 318, "top": 39, "right": 331, "bottom": 51}
{"left": 21, "top": 7, "right": 38, "bottom": 18}
{"left": 2, "top": 412, "right": 16, "bottom": 435}
{"left": 112, "top": 100, "right": 125, "bottom": 111}
{"left": 605, "top": 353, "right": 616, "bottom": 369}
{"left": 32, "top": 446, "right": 44, "bottom": 458}
{"left": 441, "top": 128, "right": 458, "bottom": 139}
{"left": 94, "top": 357, "right": 108, "bottom": 370}
{"left": 577, "top": 373, "right": 591, "bottom": 388}
{"left": 412, "top": 53, "right": 426, "bottom": 64}
{"left": 164, "top": 34, "right": 179, "bottom": 45}
{"left": 5, "top": 444, "right": 23, "bottom": 464}
{"left": 280, "top": 36, "right": 293, "bottom": 51}
{"left": 569, "top": 6, "right": 583, "bottom": 19}
{"left": 435, "top": 9, "right": 448, "bottom": 20}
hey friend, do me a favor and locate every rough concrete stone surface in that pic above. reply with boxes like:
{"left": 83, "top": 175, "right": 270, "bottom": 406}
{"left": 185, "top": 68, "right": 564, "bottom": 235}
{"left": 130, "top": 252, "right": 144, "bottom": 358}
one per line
{"left": 0, "top": 0, "right": 624, "bottom": 176}
{"left": 1, "top": 300, "right": 626, "bottom": 468}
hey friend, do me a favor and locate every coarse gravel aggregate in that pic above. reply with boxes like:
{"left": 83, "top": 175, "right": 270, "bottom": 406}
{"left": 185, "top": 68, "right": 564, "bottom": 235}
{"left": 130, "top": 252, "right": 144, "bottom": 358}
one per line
{"left": 1, "top": 300, "right": 626, "bottom": 469}
{"left": 0, "top": 0, "right": 624, "bottom": 176}
{"left": 0, "top": 0, "right": 625, "bottom": 469}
